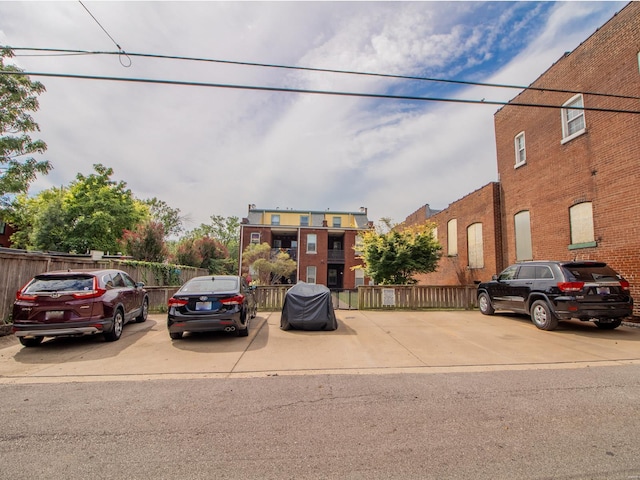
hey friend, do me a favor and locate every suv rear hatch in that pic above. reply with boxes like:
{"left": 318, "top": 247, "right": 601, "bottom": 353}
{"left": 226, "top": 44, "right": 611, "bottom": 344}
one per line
{"left": 559, "top": 262, "right": 631, "bottom": 304}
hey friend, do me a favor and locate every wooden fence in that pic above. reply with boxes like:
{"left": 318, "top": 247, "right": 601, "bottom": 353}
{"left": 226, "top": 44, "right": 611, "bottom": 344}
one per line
{"left": 0, "top": 249, "right": 207, "bottom": 323}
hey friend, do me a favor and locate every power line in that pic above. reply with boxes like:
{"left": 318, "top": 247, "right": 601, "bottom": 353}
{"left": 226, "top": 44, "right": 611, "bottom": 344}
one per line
{"left": 6, "top": 46, "right": 640, "bottom": 103}
{"left": 1, "top": 69, "right": 639, "bottom": 115}
{"left": 77, "top": 3, "right": 131, "bottom": 67}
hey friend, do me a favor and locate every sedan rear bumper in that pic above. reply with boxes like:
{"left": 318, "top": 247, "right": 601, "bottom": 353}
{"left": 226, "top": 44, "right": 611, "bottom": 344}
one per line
{"left": 167, "top": 313, "right": 243, "bottom": 334}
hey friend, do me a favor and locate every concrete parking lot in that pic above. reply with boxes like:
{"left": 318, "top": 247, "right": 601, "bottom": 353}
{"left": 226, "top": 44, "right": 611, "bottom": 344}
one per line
{"left": 1, "top": 310, "right": 639, "bottom": 384}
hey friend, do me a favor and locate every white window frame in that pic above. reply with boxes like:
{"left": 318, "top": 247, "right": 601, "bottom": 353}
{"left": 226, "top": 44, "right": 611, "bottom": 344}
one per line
{"left": 569, "top": 202, "right": 596, "bottom": 248}
{"left": 354, "top": 268, "right": 365, "bottom": 287}
{"left": 307, "top": 233, "right": 317, "bottom": 253}
{"left": 467, "top": 223, "right": 484, "bottom": 269}
{"left": 447, "top": 219, "right": 458, "bottom": 256}
{"left": 332, "top": 216, "right": 341, "bottom": 227}
{"left": 271, "top": 214, "right": 280, "bottom": 226}
{"left": 561, "top": 94, "right": 586, "bottom": 143}
{"left": 250, "top": 232, "right": 260, "bottom": 244}
{"left": 306, "top": 266, "right": 317, "bottom": 284}
{"left": 514, "top": 132, "right": 526, "bottom": 167}
{"left": 300, "top": 215, "right": 309, "bottom": 226}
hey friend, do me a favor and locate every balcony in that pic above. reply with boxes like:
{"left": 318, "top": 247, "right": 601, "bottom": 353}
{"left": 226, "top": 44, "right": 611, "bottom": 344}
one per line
{"left": 327, "top": 249, "right": 345, "bottom": 263}
{"left": 271, "top": 248, "right": 297, "bottom": 261}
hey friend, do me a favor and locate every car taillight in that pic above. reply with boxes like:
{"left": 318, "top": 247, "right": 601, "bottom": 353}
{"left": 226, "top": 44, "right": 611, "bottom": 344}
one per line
{"left": 72, "top": 288, "right": 107, "bottom": 299}
{"left": 619, "top": 280, "right": 630, "bottom": 291}
{"left": 168, "top": 297, "right": 188, "bottom": 307}
{"left": 220, "top": 294, "right": 244, "bottom": 305}
{"left": 557, "top": 281, "right": 585, "bottom": 293}
{"left": 16, "top": 291, "right": 37, "bottom": 301}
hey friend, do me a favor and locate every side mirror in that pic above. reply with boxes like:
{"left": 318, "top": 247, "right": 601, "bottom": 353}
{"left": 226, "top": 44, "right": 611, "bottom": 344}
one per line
{"left": 136, "top": 282, "right": 145, "bottom": 288}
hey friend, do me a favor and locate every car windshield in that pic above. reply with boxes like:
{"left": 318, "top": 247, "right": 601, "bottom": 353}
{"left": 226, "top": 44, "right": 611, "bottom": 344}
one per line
{"left": 25, "top": 276, "right": 94, "bottom": 293}
{"left": 180, "top": 277, "right": 238, "bottom": 294}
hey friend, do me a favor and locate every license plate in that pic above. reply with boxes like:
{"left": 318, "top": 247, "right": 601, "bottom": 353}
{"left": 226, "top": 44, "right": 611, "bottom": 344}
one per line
{"left": 45, "top": 310, "right": 64, "bottom": 320}
{"left": 195, "top": 301, "right": 212, "bottom": 311}
{"left": 597, "top": 287, "right": 610, "bottom": 295}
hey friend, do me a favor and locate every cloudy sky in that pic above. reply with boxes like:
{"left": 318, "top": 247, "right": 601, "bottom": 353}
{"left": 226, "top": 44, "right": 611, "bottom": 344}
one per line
{"left": 0, "top": 1, "right": 625, "bottom": 230}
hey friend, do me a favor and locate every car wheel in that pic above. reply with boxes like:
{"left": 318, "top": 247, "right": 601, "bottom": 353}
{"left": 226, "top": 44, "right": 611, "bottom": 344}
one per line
{"left": 236, "top": 325, "right": 249, "bottom": 337}
{"left": 530, "top": 300, "right": 558, "bottom": 331}
{"left": 594, "top": 319, "right": 622, "bottom": 330}
{"left": 136, "top": 297, "right": 149, "bottom": 323}
{"left": 19, "top": 336, "right": 44, "bottom": 347}
{"left": 104, "top": 309, "right": 124, "bottom": 341}
{"left": 478, "top": 292, "right": 495, "bottom": 315}
{"left": 169, "top": 331, "right": 183, "bottom": 340}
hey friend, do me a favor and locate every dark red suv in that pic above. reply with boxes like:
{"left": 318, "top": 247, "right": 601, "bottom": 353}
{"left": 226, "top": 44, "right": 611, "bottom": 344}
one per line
{"left": 12, "top": 269, "right": 149, "bottom": 347}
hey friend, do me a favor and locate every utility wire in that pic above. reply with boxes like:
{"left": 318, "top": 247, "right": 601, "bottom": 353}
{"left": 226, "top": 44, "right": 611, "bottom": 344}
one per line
{"left": 1, "top": 69, "right": 638, "bottom": 115}
{"left": 77, "top": 3, "right": 131, "bottom": 67}
{"left": 6, "top": 46, "right": 640, "bottom": 103}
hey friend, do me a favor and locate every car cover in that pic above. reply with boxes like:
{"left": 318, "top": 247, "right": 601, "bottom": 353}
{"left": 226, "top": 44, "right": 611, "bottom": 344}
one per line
{"left": 280, "top": 282, "right": 338, "bottom": 331}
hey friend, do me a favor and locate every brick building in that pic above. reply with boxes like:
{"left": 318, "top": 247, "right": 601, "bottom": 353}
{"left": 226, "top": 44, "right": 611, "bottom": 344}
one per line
{"left": 407, "top": 183, "right": 503, "bottom": 286}
{"left": 0, "top": 221, "right": 15, "bottom": 248}
{"left": 495, "top": 1, "right": 640, "bottom": 308}
{"left": 239, "top": 205, "right": 372, "bottom": 288}
{"left": 405, "top": 2, "right": 640, "bottom": 314}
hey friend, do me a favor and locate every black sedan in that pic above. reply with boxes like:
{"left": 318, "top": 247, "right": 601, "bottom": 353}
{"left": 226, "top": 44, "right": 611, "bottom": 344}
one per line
{"left": 167, "top": 275, "right": 257, "bottom": 340}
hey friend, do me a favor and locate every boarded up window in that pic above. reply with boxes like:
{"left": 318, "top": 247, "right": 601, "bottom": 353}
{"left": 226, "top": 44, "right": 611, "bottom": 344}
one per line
{"left": 515, "top": 211, "right": 532, "bottom": 261}
{"left": 570, "top": 202, "right": 594, "bottom": 244}
{"left": 467, "top": 223, "right": 484, "bottom": 269}
{"left": 447, "top": 219, "right": 458, "bottom": 256}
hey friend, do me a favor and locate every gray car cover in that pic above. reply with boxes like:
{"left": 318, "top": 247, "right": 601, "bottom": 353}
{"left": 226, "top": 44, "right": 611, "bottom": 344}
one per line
{"left": 280, "top": 282, "right": 338, "bottom": 331}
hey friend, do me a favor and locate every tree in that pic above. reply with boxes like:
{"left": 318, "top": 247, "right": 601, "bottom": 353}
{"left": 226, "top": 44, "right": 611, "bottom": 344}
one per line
{"left": 241, "top": 242, "right": 296, "bottom": 285}
{"left": 0, "top": 48, "right": 51, "bottom": 212}
{"left": 357, "top": 221, "right": 442, "bottom": 285}
{"left": 170, "top": 236, "right": 229, "bottom": 274}
{"left": 121, "top": 221, "right": 167, "bottom": 262}
{"left": 185, "top": 215, "right": 240, "bottom": 274}
{"left": 141, "top": 197, "right": 184, "bottom": 237}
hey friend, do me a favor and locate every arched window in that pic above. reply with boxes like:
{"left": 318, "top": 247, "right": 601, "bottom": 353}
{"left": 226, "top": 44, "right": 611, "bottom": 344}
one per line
{"left": 514, "top": 211, "right": 532, "bottom": 261}
{"left": 447, "top": 219, "right": 458, "bottom": 256}
{"left": 467, "top": 223, "right": 484, "bottom": 269}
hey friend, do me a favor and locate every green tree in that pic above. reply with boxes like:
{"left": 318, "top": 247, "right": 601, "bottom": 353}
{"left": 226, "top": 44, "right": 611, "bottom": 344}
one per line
{"left": 241, "top": 242, "right": 296, "bottom": 285}
{"left": 141, "top": 197, "right": 184, "bottom": 237}
{"left": 357, "top": 222, "right": 442, "bottom": 285}
{"left": 170, "top": 236, "right": 229, "bottom": 274}
{"left": 0, "top": 48, "right": 50, "bottom": 212}
{"left": 61, "top": 164, "right": 146, "bottom": 253}
{"left": 185, "top": 215, "right": 240, "bottom": 274}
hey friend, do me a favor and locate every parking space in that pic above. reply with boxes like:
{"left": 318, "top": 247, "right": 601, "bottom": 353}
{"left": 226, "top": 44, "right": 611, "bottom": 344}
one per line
{"left": 1, "top": 310, "right": 639, "bottom": 383}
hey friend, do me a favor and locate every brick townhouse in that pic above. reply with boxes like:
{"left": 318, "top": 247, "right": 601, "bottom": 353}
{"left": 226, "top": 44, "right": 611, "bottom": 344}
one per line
{"left": 406, "top": 2, "right": 640, "bottom": 313}
{"left": 239, "top": 205, "right": 372, "bottom": 288}
{"left": 0, "top": 221, "right": 15, "bottom": 248}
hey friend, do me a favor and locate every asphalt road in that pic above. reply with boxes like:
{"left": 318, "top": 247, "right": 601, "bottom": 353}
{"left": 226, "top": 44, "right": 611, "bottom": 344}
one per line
{"left": 1, "top": 311, "right": 640, "bottom": 479}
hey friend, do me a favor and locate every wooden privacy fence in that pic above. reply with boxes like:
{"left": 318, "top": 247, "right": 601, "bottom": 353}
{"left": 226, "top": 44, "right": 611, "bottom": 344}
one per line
{"left": 253, "top": 285, "right": 478, "bottom": 311}
{"left": 0, "top": 249, "right": 207, "bottom": 323}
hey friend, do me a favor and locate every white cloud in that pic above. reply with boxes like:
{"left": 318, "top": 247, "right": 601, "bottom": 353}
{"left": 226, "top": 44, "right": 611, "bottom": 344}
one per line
{"left": 0, "top": 1, "right": 625, "bottom": 229}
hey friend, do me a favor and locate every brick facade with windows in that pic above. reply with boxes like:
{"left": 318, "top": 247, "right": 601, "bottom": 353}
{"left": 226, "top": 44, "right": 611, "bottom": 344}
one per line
{"left": 239, "top": 206, "right": 372, "bottom": 288}
{"left": 404, "top": 3, "right": 640, "bottom": 315}
{"left": 494, "top": 2, "right": 640, "bottom": 311}
{"left": 406, "top": 183, "right": 502, "bottom": 285}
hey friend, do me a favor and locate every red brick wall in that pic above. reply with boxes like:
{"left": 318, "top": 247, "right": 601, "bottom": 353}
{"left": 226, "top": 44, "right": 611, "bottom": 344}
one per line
{"left": 406, "top": 183, "right": 502, "bottom": 285}
{"left": 298, "top": 228, "right": 328, "bottom": 284}
{"left": 0, "top": 223, "right": 15, "bottom": 248}
{"left": 494, "top": 2, "right": 640, "bottom": 312}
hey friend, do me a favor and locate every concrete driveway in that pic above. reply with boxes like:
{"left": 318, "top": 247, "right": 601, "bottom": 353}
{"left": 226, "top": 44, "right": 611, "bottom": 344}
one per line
{"left": 1, "top": 310, "right": 639, "bottom": 383}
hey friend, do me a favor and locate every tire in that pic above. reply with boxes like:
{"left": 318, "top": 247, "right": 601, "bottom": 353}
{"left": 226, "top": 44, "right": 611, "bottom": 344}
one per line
{"left": 19, "top": 336, "right": 44, "bottom": 347}
{"left": 104, "top": 309, "right": 124, "bottom": 341}
{"left": 136, "top": 297, "right": 149, "bottom": 323}
{"left": 236, "top": 325, "right": 249, "bottom": 337}
{"left": 594, "top": 319, "right": 622, "bottom": 330}
{"left": 169, "top": 331, "right": 183, "bottom": 340}
{"left": 530, "top": 300, "right": 558, "bottom": 331}
{"left": 478, "top": 292, "right": 495, "bottom": 315}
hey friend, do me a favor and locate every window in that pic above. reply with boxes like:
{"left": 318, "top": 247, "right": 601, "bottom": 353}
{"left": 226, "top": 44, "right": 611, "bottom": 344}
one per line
{"left": 569, "top": 202, "right": 595, "bottom": 248}
{"left": 0, "top": 222, "right": 5, "bottom": 235}
{"left": 300, "top": 215, "right": 309, "bottom": 226}
{"left": 306, "top": 266, "right": 317, "bottom": 284}
{"left": 355, "top": 268, "right": 365, "bottom": 287}
{"left": 271, "top": 214, "right": 280, "bottom": 226}
{"left": 307, "top": 233, "right": 317, "bottom": 253}
{"left": 332, "top": 216, "right": 341, "bottom": 227}
{"left": 514, "top": 211, "right": 533, "bottom": 261}
{"left": 273, "top": 239, "right": 282, "bottom": 249}
{"left": 514, "top": 132, "right": 526, "bottom": 167}
{"left": 447, "top": 219, "right": 457, "bottom": 256}
{"left": 250, "top": 232, "right": 260, "bottom": 244}
{"left": 432, "top": 226, "right": 438, "bottom": 241}
{"left": 467, "top": 223, "right": 484, "bottom": 269}
{"left": 561, "top": 94, "right": 586, "bottom": 143}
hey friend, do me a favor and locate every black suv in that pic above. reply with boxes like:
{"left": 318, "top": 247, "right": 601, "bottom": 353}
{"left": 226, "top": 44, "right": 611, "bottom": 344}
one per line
{"left": 477, "top": 261, "right": 633, "bottom": 330}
